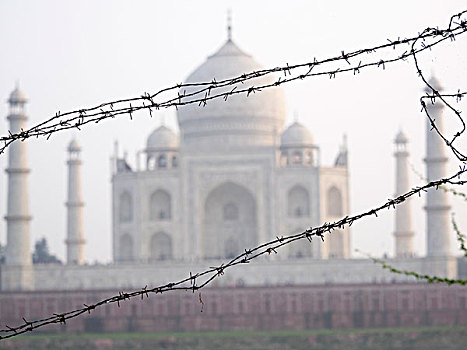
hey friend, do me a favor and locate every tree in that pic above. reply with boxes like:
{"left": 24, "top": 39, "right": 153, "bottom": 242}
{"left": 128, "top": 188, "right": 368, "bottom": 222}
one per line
{"left": 0, "top": 243, "right": 5, "bottom": 264}
{"left": 32, "top": 238, "right": 61, "bottom": 264}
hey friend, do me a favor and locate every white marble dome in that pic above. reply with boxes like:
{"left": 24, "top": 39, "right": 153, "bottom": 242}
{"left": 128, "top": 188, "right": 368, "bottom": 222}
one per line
{"left": 177, "top": 39, "right": 286, "bottom": 150}
{"left": 281, "top": 122, "right": 314, "bottom": 147}
{"left": 146, "top": 125, "right": 179, "bottom": 151}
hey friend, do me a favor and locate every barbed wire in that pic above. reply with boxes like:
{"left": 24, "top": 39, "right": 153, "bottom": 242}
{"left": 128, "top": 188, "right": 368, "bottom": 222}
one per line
{"left": 0, "top": 172, "right": 466, "bottom": 339}
{"left": 1, "top": 8, "right": 467, "bottom": 341}
{"left": 363, "top": 205, "right": 467, "bottom": 284}
{"left": 410, "top": 164, "right": 467, "bottom": 255}
{"left": 411, "top": 162, "right": 467, "bottom": 201}
{"left": 0, "top": 10, "right": 466, "bottom": 158}
{"left": 360, "top": 192, "right": 467, "bottom": 283}
{"left": 409, "top": 12, "right": 467, "bottom": 163}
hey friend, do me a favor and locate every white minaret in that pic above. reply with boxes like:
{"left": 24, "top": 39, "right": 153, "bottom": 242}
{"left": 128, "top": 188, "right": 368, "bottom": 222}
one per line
{"left": 65, "top": 138, "right": 85, "bottom": 265}
{"left": 393, "top": 130, "right": 414, "bottom": 257}
{"left": 424, "top": 77, "right": 451, "bottom": 258}
{"left": 4, "top": 86, "right": 33, "bottom": 290}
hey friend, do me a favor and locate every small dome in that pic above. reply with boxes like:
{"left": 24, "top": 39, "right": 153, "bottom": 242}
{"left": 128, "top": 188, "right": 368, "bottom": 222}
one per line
{"left": 146, "top": 125, "right": 179, "bottom": 150}
{"left": 68, "top": 138, "right": 81, "bottom": 151}
{"left": 8, "top": 86, "right": 27, "bottom": 105}
{"left": 394, "top": 130, "right": 408, "bottom": 144}
{"left": 281, "top": 122, "right": 313, "bottom": 147}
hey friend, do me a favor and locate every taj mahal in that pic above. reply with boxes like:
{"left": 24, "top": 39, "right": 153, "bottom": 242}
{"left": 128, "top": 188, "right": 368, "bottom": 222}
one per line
{"left": 112, "top": 35, "right": 350, "bottom": 263}
{"left": 0, "top": 30, "right": 458, "bottom": 292}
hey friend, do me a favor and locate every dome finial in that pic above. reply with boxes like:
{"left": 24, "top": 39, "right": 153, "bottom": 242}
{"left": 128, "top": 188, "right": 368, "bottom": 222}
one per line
{"left": 293, "top": 110, "right": 299, "bottom": 123}
{"left": 227, "top": 9, "right": 232, "bottom": 41}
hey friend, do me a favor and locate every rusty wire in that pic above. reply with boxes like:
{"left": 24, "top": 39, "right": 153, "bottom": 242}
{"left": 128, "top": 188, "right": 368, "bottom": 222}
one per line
{"left": 0, "top": 9, "right": 467, "bottom": 341}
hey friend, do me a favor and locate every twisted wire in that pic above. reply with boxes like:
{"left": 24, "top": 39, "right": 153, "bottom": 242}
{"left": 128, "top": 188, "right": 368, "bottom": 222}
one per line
{"left": 0, "top": 10, "right": 466, "bottom": 158}
{"left": 1, "top": 9, "right": 467, "bottom": 341}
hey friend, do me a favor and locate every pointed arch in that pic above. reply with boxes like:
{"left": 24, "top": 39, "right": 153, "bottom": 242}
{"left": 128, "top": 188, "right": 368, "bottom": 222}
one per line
{"left": 150, "top": 231, "right": 172, "bottom": 261}
{"left": 147, "top": 156, "right": 156, "bottom": 170}
{"left": 224, "top": 236, "right": 239, "bottom": 259}
{"left": 327, "top": 186, "right": 343, "bottom": 217}
{"left": 157, "top": 154, "right": 167, "bottom": 168}
{"left": 305, "top": 151, "right": 314, "bottom": 165}
{"left": 288, "top": 241, "right": 312, "bottom": 259}
{"left": 287, "top": 185, "right": 310, "bottom": 217}
{"left": 119, "top": 234, "right": 133, "bottom": 261}
{"left": 203, "top": 182, "right": 257, "bottom": 259}
{"left": 150, "top": 189, "right": 171, "bottom": 220}
{"left": 288, "top": 228, "right": 312, "bottom": 258}
{"left": 280, "top": 151, "right": 288, "bottom": 166}
{"left": 329, "top": 229, "right": 344, "bottom": 258}
{"left": 291, "top": 150, "right": 303, "bottom": 165}
{"left": 119, "top": 192, "right": 133, "bottom": 222}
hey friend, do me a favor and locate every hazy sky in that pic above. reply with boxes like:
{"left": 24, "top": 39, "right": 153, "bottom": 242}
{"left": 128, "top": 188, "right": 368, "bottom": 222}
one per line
{"left": 0, "top": 1, "right": 466, "bottom": 263}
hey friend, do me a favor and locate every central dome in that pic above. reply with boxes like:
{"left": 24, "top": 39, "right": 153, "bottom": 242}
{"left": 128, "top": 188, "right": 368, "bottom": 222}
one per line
{"left": 177, "top": 39, "right": 286, "bottom": 151}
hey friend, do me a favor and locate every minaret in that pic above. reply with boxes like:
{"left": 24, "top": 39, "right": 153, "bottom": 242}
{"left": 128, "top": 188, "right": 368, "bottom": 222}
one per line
{"left": 393, "top": 130, "right": 414, "bottom": 257}
{"left": 4, "top": 85, "right": 33, "bottom": 290}
{"left": 424, "top": 77, "right": 451, "bottom": 258}
{"left": 65, "top": 138, "right": 85, "bottom": 265}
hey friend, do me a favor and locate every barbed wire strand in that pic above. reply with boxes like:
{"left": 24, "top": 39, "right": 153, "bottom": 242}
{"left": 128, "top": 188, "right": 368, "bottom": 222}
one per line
{"left": 360, "top": 193, "right": 467, "bottom": 279}
{"left": 410, "top": 165, "right": 467, "bottom": 256}
{"left": 411, "top": 162, "right": 467, "bottom": 201}
{"left": 0, "top": 10, "right": 466, "bottom": 159}
{"left": 1, "top": 9, "right": 467, "bottom": 341}
{"left": 0, "top": 172, "right": 466, "bottom": 339}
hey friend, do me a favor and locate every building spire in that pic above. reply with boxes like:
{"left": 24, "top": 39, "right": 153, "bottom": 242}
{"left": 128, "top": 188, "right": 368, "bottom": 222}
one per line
{"left": 227, "top": 9, "right": 232, "bottom": 41}
{"left": 422, "top": 74, "right": 457, "bottom": 278}
{"left": 5, "top": 85, "right": 33, "bottom": 290}
{"left": 66, "top": 138, "right": 85, "bottom": 265}
{"left": 334, "top": 134, "right": 348, "bottom": 167}
{"left": 424, "top": 76, "right": 451, "bottom": 258}
{"left": 341, "top": 134, "right": 348, "bottom": 152}
{"left": 393, "top": 129, "right": 414, "bottom": 257}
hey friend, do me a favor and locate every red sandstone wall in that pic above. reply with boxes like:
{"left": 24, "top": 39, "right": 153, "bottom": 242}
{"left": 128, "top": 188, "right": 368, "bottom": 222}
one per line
{"left": 0, "top": 283, "right": 466, "bottom": 334}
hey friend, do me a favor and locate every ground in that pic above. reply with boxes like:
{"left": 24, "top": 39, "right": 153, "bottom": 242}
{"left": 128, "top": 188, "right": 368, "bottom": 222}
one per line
{"left": 2, "top": 326, "right": 467, "bottom": 350}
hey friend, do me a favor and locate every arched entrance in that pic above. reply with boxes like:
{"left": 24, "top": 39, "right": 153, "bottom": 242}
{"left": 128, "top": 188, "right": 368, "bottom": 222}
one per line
{"left": 203, "top": 182, "right": 257, "bottom": 259}
{"left": 119, "top": 233, "right": 133, "bottom": 262}
{"left": 150, "top": 231, "right": 172, "bottom": 261}
{"left": 287, "top": 185, "right": 310, "bottom": 217}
